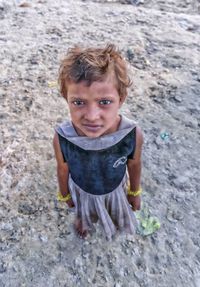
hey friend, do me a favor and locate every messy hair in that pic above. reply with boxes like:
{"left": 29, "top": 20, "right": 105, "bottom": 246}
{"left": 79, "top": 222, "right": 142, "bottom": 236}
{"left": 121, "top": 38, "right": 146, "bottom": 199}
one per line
{"left": 58, "top": 44, "right": 132, "bottom": 99}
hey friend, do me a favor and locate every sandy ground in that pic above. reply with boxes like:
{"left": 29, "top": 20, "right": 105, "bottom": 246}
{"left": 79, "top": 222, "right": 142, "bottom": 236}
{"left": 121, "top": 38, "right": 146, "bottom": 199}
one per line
{"left": 0, "top": 0, "right": 200, "bottom": 286}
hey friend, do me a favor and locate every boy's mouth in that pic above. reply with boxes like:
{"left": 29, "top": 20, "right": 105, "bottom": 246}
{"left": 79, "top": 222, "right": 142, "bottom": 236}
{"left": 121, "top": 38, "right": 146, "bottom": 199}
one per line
{"left": 82, "top": 124, "right": 103, "bottom": 132}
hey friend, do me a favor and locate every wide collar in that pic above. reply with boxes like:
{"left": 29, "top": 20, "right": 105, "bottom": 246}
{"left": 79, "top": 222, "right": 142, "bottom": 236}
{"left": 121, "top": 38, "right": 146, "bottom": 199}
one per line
{"left": 55, "top": 115, "right": 136, "bottom": 150}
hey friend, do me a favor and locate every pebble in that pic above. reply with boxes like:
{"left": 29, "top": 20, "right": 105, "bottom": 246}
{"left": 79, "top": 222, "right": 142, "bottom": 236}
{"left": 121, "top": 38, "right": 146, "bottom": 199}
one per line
{"left": 160, "top": 132, "right": 170, "bottom": 140}
{"left": 134, "top": 270, "right": 145, "bottom": 281}
{"left": 0, "top": 243, "right": 13, "bottom": 252}
{"left": 172, "top": 175, "right": 188, "bottom": 187}
{"left": 150, "top": 95, "right": 163, "bottom": 104}
{"left": 169, "top": 95, "right": 182, "bottom": 103}
{"left": 126, "top": 48, "right": 134, "bottom": 61}
{"left": 1, "top": 223, "right": 14, "bottom": 231}
{"left": 18, "top": 202, "right": 37, "bottom": 215}
{"left": 0, "top": 112, "right": 9, "bottom": 119}
{"left": 185, "top": 118, "right": 198, "bottom": 129}
{"left": 167, "top": 208, "right": 184, "bottom": 222}
{"left": 39, "top": 234, "right": 48, "bottom": 243}
{"left": 192, "top": 237, "right": 200, "bottom": 247}
{"left": 0, "top": 262, "right": 6, "bottom": 273}
{"left": 127, "top": 0, "right": 142, "bottom": 5}
{"left": 57, "top": 239, "right": 67, "bottom": 251}
{"left": 195, "top": 250, "right": 200, "bottom": 262}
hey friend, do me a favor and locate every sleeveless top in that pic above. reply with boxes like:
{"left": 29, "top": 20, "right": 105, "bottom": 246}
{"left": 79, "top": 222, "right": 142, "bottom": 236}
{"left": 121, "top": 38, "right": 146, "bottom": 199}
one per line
{"left": 55, "top": 115, "right": 136, "bottom": 196}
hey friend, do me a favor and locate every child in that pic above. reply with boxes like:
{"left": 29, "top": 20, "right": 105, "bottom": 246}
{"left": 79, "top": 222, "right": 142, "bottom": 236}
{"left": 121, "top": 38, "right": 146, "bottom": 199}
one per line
{"left": 53, "top": 44, "right": 143, "bottom": 240}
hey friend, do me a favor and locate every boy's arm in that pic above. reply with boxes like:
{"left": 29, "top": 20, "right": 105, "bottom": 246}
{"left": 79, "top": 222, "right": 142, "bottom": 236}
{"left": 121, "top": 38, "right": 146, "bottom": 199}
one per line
{"left": 53, "top": 133, "right": 74, "bottom": 207}
{"left": 127, "top": 126, "right": 143, "bottom": 211}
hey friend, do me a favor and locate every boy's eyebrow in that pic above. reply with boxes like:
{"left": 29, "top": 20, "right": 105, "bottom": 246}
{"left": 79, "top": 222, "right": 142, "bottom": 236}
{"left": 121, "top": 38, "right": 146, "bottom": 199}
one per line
{"left": 69, "top": 96, "right": 85, "bottom": 100}
{"left": 69, "top": 93, "right": 115, "bottom": 98}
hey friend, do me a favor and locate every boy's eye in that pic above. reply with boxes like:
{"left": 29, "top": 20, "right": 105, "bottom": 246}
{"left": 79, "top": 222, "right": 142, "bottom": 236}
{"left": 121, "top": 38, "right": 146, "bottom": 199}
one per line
{"left": 99, "top": 100, "right": 112, "bottom": 105}
{"left": 73, "top": 100, "right": 85, "bottom": 106}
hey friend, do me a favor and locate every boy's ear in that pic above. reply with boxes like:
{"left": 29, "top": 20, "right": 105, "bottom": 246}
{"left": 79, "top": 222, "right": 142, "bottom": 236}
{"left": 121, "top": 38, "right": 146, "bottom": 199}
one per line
{"left": 119, "top": 95, "right": 126, "bottom": 107}
{"left": 63, "top": 94, "right": 68, "bottom": 102}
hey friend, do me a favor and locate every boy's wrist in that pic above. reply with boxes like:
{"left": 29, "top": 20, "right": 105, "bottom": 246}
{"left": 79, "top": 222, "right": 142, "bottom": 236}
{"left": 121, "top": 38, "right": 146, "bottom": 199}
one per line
{"left": 57, "top": 191, "right": 71, "bottom": 202}
{"left": 127, "top": 186, "right": 142, "bottom": 197}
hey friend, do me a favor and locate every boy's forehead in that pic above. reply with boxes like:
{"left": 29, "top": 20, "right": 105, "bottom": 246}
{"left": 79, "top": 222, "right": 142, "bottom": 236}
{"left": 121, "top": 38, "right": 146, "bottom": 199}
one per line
{"left": 67, "top": 79, "right": 118, "bottom": 95}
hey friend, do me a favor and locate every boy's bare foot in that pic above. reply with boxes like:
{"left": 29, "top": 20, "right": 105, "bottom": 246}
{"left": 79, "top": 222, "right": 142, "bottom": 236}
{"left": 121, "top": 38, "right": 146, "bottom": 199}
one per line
{"left": 74, "top": 218, "right": 88, "bottom": 238}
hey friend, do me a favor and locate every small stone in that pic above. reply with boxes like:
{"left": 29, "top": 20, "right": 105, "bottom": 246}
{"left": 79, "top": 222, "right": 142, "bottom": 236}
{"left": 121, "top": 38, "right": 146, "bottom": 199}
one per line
{"left": 0, "top": 262, "right": 6, "bottom": 273}
{"left": 87, "top": 278, "right": 92, "bottom": 284}
{"left": 174, "top": 95, "right": 182, "bottom": 102}
{"left": 1, "top": 223, "right": 13, "bottom": 231}
{"left": 128, "top": 0, "right": 142, "bottom": 5}
{"left": 172, "top": 175, "right": 187, "bottom": 187}
{"left": 169, "top": 95, "right": 182, "bottom": 103}
{"left": 160, "top": 132, "right": 170, "bottom": 140}
{"left": 195, "top": 250, "right": 200, "bottom": 262}
{"left": 126, "top": 48, "right": 134, "bottom": 61}
{"left": 0, "top": 113, "right": 9, "bottom": 119}
{"left": 39, "top": 234, "right": 48, "bottom": 243}
{"left": 192, "top": 237, "right": 200, "bottom": 247}
{"left": 19, "top": 3, "right": 31, "bottom": 8}
{"left": 124, "top": 268, "right": 129, "bottom": 276}
{"left": 167, "top": 208, "right": 184, "bottom": 222}
{"left": 134, "top": 270, "right": 144, "bottom": 280}
{"left": 18, "top": 202, "right": 37, "bottom": 215}
{"left": 185, "top": 118, "right": 198, "bottom": 129}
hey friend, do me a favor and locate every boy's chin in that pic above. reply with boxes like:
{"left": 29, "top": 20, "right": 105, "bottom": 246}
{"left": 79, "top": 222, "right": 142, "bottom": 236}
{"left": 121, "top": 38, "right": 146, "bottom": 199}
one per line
{"left": 80, "top": 129, "right": 111, "bottom": 138}
{"left": 81, "top": 130, "right": 104, "bottom": 138}
{"left": 83, "top": 129, "right": 114, "bottom": 138}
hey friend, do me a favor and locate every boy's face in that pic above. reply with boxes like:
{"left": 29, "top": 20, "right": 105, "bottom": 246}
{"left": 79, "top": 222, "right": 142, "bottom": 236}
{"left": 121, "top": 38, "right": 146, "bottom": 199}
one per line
{"left": 67, "top": 80, "right": 125, "bottom": 138}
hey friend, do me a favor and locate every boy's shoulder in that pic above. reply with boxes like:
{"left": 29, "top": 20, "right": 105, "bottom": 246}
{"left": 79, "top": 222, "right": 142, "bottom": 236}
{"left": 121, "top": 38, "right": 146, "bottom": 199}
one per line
{"left": 119, "top": 114, "right": 137, "bottom": 131}
{"left": 120, "top": 115, "right": 143, "bottom": 144}
{"left": 55, "top": 119, "right": 76, "bottom": 138}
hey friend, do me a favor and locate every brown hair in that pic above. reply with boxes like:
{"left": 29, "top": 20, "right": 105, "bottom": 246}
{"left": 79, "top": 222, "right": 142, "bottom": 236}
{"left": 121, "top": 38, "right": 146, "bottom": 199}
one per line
{"left": 58, "top": 44, "right": 132, "bottom": 99}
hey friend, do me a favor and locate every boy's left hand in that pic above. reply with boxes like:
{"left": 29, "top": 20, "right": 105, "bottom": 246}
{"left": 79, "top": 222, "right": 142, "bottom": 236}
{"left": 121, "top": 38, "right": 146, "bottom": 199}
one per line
{"left": 127, "top": 195, "right": 141, "bottom": 211}
{"left": 66, "top": 198, "right": 75, "bottom": 208}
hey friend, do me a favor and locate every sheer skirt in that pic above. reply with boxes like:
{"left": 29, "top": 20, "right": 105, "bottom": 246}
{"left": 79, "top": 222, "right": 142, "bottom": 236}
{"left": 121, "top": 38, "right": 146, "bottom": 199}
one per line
{"left": 69, "top": 173, "right": 138, "bottom": 240}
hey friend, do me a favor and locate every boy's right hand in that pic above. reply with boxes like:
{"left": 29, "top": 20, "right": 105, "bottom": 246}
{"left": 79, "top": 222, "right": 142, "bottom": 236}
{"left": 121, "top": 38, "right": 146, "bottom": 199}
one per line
{"left": 127, "top": 195, "right": 141, "bottom": 211}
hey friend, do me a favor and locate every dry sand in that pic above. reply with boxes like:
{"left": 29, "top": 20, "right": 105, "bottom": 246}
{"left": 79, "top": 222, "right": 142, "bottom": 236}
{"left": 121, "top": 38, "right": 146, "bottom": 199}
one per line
{"left": 0, "top": 0, "right": 200, "bottom": 286}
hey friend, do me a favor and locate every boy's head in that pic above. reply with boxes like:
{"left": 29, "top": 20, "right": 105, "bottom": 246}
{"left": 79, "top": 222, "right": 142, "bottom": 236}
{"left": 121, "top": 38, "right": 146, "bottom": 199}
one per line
{"left": 58, "top": 44, "right": 131, "bottom": 100}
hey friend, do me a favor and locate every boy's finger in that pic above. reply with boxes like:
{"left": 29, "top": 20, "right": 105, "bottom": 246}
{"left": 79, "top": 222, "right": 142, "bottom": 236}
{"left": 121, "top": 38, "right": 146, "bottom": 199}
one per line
{"left": 66, "top": 199, "right": 74, "bottom": 207}
{"left": 132, "top": 204, "right": 136, "bottom": 211}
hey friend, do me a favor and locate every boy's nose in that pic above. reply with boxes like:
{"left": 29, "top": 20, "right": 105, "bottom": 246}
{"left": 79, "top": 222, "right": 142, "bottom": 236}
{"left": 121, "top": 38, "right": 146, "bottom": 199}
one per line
{"left": 84, "top": 105, "right": 100, "bottom": 122}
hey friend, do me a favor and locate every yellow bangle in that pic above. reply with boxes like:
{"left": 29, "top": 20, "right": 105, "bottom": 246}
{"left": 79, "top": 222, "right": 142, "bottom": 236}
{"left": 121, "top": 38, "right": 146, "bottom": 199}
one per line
{"left": 127, "top": 186, "right": 142, "bottom": 197}
{"left": 57, "top": 191, "right": 71, "bottom": 202}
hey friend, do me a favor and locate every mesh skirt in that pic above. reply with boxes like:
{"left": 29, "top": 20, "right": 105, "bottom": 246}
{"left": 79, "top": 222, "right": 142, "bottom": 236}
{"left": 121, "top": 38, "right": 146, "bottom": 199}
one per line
{"left": 68, "top": 174, "right": 138, "bottom": 240}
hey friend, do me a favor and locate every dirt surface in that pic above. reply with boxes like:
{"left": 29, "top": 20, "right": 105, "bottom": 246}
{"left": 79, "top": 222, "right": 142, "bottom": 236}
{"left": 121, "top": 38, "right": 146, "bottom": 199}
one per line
{"left": 0, "top": 0, "right": 200, "bottom": 286}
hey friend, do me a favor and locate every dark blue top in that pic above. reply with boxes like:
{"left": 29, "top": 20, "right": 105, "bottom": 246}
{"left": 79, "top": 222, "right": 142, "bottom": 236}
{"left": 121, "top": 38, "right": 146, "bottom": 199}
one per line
{"left": 58, "top": 128, "right": 136, "bottom": 195}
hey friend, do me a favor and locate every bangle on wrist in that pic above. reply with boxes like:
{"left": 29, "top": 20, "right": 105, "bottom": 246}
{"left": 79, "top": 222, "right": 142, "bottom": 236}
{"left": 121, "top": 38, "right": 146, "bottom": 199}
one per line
{"left": 57, "top": 191, "right": 71, "bottom": 202}
{"left": 127, "top": 186, "right": 142, "bottom": 197}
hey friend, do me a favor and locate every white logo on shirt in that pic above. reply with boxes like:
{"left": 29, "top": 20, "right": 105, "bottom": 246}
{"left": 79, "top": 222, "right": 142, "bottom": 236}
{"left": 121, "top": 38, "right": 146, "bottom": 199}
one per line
{"left": 113, "top": 156, "right": 127, "bottom": 168}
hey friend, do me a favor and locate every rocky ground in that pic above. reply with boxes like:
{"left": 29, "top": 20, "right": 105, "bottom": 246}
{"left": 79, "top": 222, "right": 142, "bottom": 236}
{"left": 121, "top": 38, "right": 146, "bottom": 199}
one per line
{"left": 0, "top": 0, "right": 200, "bottom": 286}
